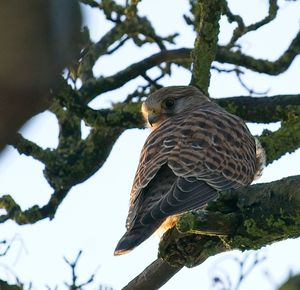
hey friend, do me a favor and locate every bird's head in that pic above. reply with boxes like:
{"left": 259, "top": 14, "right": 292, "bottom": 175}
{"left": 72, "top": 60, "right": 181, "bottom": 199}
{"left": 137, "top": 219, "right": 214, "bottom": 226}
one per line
{"left": 141, "top": 86, "right": 210, "bottom": 129}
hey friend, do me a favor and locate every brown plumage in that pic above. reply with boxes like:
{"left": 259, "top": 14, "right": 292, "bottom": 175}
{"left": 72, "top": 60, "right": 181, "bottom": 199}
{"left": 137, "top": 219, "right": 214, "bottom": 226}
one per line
{"left": 114, "top": 86, "right": 265, "bottom": 255}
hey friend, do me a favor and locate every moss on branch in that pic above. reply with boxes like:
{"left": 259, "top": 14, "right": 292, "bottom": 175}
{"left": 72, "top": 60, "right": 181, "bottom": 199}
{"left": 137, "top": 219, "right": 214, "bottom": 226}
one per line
{"left": 190, "top": 0, "right": 223, "bottom": 94}
{"left": 259, "top": 116, "right": 300, "bottom": 164}
{"left": 0, "top": 188, "right": 70, "bottom": 224}
{"left": 10, "top": 133, "right": 53, "bottom": 164}
{"left": 215, "top": 94, "right": 300, "bottom": 123}
{"left": 0, "top": 280, "right": 23, "bottom": 290}
{"left": 279, "top": 275, "right": 300, "bottom": 290}
{"left": 159, "top": 175, "right": 300, "bottom": 267}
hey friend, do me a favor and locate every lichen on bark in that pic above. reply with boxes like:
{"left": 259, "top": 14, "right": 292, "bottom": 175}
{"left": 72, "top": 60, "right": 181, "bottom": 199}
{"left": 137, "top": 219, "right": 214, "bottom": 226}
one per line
{"left": 190, "top": 0, "right": 224, "bottom": 95}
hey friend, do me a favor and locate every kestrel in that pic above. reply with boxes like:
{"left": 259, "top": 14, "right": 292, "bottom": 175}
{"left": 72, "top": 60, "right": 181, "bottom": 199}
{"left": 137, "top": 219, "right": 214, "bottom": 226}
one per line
{"left": 114, "top": 86, "right": 265, "bottom": 255}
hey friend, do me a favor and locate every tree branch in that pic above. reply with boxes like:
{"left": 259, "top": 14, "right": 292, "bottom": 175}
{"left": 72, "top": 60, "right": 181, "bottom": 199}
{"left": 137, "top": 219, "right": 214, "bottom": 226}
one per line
{"left": 0, "top": 280, "right": 23, "bottom": 290}
{"left": 215, "top": 94, "right": 300, "bottom": 123}
{"left": 122, "top": 258, "right": 182, "bottom": 290}
{"left": 216, "top": 27, "right": 300, "bottom": 75}
{"left": 160, "top": 174, "right": 300, "bottom": 267}
{"left": 79, "top": 0, "right": 178, "bottom": 81}
{"left": 0, "top": 188, "right": 70, "bottom": 224}
{"left": 190, "top": 0, "right": 223, "bottom": 95}
{"left": 79, "top": 0, "right": 99, "bottom": 8}
{"left": 260, "top": 116, "right": 300, "bottom": 164}
{"left": 79, "top": 17, "right": 175, "bottom": 81}
{"left": 224, "top": 0, "right": 279, "bottom": 46}
{"left": 10, "top": 133, "right": 53, "bottom": 165}
{"left": 79, "top": 48, "right": 191, "bottom": 101}
{"left": 279, "top": 274, "right": 300, "bottom": 290}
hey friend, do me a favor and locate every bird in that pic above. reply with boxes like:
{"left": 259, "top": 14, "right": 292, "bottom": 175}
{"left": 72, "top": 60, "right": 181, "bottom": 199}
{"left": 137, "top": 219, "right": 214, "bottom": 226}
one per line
{"left": 114, "top": 85, "right": 265, "bottom": 256}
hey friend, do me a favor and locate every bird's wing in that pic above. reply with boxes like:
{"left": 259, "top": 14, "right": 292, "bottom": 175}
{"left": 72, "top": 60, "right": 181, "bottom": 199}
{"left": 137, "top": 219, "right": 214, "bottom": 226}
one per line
{"left": 139, "top": 173, "right": 219, "bottom": 226}
{"left": 167, "top": 106, "right": 257, "bottom": 188}
{"left": 126, "top": 118, "right": 176, "bottom": 229}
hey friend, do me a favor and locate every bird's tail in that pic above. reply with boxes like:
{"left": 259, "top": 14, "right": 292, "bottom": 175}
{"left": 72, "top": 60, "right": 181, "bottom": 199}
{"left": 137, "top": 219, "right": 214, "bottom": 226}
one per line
{"left": 114, "top": 223, "right": 158, "bottom": 256}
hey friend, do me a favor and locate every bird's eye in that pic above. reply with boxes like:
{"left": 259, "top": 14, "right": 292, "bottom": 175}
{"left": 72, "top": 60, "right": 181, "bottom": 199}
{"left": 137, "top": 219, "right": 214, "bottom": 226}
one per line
{"left": 164, "top": 98, "right": 175, "bottom": 109}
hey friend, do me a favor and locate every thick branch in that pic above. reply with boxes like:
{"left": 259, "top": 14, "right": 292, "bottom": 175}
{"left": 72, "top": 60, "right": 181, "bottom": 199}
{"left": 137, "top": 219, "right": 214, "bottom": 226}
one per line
{"left": 259, "top": 117, "right": 300, "bottom": 164}
{"left": 190, "top": 0, "right": 223, "bottom": 94}
{"left": 160, "top": 174, "right": 300, "bottom": 267}
{"left": 112, "top": 94, "right": 300, "bottom": 126}
{"left": 44, "top": 84, "right": 128, "bottom": 190}
{"left": 215, "top": 94, "right": 300, "bottom": 123}
{"left": 42, "top": 126, "right": 124, "bottom": 190}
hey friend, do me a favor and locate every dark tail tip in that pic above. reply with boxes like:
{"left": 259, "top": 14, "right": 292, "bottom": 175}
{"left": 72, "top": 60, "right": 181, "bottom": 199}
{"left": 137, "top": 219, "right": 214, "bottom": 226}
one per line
{"left": 114, "top": 247, "right": 132, "bottom": 256}
{"left": 114, "top": 233, "right": 137, "bottom": 256}
{"left": 114, "top": 228, "right": 153, "bottom": 256}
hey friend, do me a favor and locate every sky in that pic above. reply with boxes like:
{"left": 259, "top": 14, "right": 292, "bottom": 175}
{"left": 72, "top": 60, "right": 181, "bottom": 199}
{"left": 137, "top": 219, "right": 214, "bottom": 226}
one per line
{"left": 0, "top": 0, "right": 300, "bottom": 289}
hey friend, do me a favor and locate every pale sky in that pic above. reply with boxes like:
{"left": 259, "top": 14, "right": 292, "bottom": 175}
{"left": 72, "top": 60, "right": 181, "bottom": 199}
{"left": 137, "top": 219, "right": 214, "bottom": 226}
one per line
{"left": 0, "top": 1, "right": 299, "bottom": 289}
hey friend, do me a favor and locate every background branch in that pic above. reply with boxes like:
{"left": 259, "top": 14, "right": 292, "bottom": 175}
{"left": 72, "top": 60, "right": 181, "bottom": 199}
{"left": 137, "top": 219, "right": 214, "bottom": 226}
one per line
{"left": 279, "top": 274, "right": 300, "bottom": 290}
{"left": 190, "top": 0, "right": 223, "bottom": 94}
{"left": 215, "top": 94, "right": 300, "bottom": 122}
{"left": 216, "top": 28, "right": 300, "bottom": 75}
{"left": 79, "top": 48, "right": 191, "bottom": 101}
{"left": 224, "top": 0, "right": 279, "bottom": 47}
{"left": 122, "top": 258, "right": 182, "bottom": 290}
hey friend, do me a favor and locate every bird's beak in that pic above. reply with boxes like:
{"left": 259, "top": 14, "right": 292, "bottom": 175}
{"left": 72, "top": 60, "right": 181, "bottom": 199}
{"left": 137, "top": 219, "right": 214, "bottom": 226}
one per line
{"left": 147, "top": 112, "right": 159, "bottom": 127}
